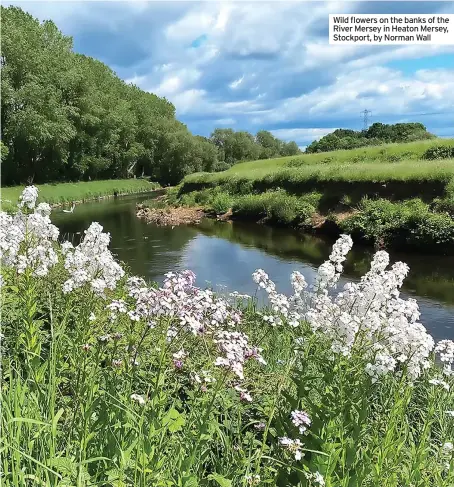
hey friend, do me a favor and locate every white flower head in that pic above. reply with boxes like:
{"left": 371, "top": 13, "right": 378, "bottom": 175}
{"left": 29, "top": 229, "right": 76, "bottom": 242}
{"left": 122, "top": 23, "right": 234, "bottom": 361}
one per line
{"left": 19, "top": 186, "right": 39, "bottom": 209}
{"left": 130, "top": 393, "right": 146, "bottom": 406}
{"left": 279, "top": 436, "right": 304, "bottom": 461}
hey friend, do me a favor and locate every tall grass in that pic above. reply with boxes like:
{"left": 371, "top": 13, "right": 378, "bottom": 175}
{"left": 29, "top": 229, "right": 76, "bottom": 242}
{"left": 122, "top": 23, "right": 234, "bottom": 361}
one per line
{"left": 1, "top": 188, "right": 454, "bottom": 486}
{"left": 0, "top": 179, "right": 159, "bottom": 212}
{"left": 183, "top": 160, "right": 454, "bottom": 193}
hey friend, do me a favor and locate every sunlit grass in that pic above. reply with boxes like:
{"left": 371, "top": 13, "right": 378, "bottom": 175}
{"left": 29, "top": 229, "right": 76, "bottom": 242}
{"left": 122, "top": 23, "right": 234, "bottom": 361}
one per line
{"left": 0, "top": 179, "right": 159, "bottom": 212}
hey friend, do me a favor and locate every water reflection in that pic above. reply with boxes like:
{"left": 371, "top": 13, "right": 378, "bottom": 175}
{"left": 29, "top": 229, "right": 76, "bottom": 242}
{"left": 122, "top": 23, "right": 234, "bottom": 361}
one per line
{"left": 52, "top": 193, "right": 454, "bottom": 341}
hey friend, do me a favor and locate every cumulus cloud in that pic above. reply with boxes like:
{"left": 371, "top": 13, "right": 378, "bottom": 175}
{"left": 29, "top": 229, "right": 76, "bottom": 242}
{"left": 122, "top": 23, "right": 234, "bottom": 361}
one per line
{"left": 7, "top": 0, "right": 454, "bottom": 146}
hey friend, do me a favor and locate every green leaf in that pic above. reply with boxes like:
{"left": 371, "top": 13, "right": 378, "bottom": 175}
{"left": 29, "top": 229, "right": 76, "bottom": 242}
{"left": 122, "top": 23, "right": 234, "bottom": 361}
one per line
{"left": 162, "top": 408, "right": 185, "bottom": 433}
{"left": 182, "top": 475, "right": 199, "bottom": 487}
{"left": 207, "top": 473, "right": 232, "bottom": 487}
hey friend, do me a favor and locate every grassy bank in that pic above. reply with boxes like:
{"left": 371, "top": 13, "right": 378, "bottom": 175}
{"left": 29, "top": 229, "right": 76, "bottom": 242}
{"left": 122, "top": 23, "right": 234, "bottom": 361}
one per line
{"left": 1, "top": 187, "right": 454, "bottom": 486}
{"left": 190, "top": 138, "right": 454, "bottom": 176}
{"left": 176, "top": 140, "right": 454, "bottom": 254}
{"left": 0, "top": 179, "right": 159, "bottom": 211}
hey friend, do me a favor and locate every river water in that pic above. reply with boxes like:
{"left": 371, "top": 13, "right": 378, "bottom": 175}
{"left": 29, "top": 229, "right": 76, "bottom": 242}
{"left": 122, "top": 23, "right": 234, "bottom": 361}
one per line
{"left": 51, "top": 192, "right": 454, "bottom": 341}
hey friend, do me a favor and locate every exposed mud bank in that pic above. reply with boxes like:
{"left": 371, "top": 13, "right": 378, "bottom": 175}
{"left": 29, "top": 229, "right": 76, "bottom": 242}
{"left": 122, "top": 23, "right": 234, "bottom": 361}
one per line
{"left": 136, "top": 206, "right": 206, "bottom": 226}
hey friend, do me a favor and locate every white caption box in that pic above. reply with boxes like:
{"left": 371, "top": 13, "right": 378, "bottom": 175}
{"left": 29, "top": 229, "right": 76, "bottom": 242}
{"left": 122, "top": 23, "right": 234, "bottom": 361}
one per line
{"left": 329, "top": 14, "right": 454, "bottom": 45}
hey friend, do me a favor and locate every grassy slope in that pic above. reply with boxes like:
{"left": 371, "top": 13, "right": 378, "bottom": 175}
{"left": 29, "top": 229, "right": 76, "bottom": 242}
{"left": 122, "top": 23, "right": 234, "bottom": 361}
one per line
{"left": 183, "top": 139, "right": 454, "bottom": 188}
{"left": 0, "top": 179, "right": 159, "bottom": 211}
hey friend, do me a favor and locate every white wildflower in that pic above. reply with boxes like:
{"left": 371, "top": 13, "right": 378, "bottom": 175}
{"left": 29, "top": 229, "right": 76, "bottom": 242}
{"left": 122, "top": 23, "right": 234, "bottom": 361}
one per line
{"left": 130, "top": 393, "right": 146, "bottom": 406}
{"left": 279, "top": 436, "right": 304, "bottom": 461}
{"left": 428, "top": 379, "right": 450, "bottom": 391}
{"left": 253, "top": 236, "right": 435, "bottom": 380}
{"left": 442, "top": 442, "right": 453, "bottom": 452}
{"left": 245, "top": 474, "right": 260, "bottom": 485}
{"left": 18, "top": 186, "right": 39, "bottom": 209}
{"left": 290, "top": 410, "right": 311, "bottom": 434}
{"left": 62, "top": 222, "right": 124, "bottom": 296}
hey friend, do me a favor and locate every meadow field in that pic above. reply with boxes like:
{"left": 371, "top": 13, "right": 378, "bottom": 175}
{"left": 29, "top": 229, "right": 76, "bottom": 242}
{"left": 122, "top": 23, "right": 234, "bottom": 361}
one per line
{"left": 1, "top": 186, "right": 453, "bottom": 487}
{"left": 176, "top": 140, "right": 454, "bottom": 254}
{"left": 187, "top": 139, "right": 454, "bottom": 176}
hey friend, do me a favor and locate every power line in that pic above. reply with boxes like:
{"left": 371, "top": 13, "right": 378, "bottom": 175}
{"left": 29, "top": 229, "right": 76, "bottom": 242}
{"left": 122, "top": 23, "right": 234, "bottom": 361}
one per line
{"left": 360, "top": 109, "right": 372, "bottom": 131}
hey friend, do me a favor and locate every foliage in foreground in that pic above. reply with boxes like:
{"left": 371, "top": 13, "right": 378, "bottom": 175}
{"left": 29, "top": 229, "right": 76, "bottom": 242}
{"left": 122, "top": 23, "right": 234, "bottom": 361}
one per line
{"left": 1, "top": 187, "right": 454, "bottom": 487}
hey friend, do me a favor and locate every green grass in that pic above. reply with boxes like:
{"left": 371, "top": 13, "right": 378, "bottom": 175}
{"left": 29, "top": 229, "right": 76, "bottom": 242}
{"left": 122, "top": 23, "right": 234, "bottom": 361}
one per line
{"left": 201, "top": 138, "right": 454, "bottom": 175}
{"left": 0, "top": 179, "right": 159, "bottom": 211}
{"left": 182, "top": 140, "right": 454, "bottom": 198}
{"left": 184, "top": 159, "right": 454, "bottom": 190}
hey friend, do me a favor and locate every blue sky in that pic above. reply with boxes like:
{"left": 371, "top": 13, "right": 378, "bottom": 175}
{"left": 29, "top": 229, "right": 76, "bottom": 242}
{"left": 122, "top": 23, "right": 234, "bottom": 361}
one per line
{"left": 9, "top": 1, "right": 454, "bottom": 148}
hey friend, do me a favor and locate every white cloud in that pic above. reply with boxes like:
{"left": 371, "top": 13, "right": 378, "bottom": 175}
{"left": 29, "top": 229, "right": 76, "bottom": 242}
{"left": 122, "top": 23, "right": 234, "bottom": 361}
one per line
{"left": 172, "top": 89, "right": 206, "bottom": 115}
{"left": 151, "top": 68, "right": 202, "bottom": 97}
{"left": 271, "top": 128, "right": 339, "bottom": 141}
{"left": 125, "top": 74, "right": 147, "bottom": 86}
{"left": 216, "top": 118, "right": 236, "bottom": 125}
{"left": 258, "top": 66, "right": 454, "bottom": 125}
{"left": 165, "top": 11, "right": 214, "bottom": 42}
{"left": 229, "top": 76, "right": 244, "bottom": 90}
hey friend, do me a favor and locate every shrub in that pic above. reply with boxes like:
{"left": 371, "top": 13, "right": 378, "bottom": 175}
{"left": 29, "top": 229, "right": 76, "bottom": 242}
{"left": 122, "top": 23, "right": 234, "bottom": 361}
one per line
{"left": 212, "top": 161, "right": 231, "bottom": 172}
{"left": 232, "top": 190, "right": 316, "bottom": 226}
{"left": 225, "top": 177, "right": 255, "bottom": 195}
{"left": 286, "top": 157, "right": 305, "bottom": 167}
{"left": 300, "top": 191, "right": 323, "bottom": 208}
{"left": 180, "top": 192, "right": 198, "bottom": 207}
{"left": 211, "top": 192, "right": 232, "bottom": 214}
{"left": 433, "top": 197, "right": 454, "bottom": 217}
{"left": 194, "top": 188, "right": 215, "bottom": 205}
{"left": 340, "top": 198, "right": 454, "bottom": 252}
{"left": 423, "top": 145, "right": 454, "bottom": 160}
{"left": 232, "top": 193, "right": 268, "bottom": 219}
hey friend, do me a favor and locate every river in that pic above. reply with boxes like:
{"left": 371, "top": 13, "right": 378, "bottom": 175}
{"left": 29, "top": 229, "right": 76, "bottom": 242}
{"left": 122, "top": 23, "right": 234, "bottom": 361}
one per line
{"left": 51, "top": 192, "right": 454, "bottom": 341}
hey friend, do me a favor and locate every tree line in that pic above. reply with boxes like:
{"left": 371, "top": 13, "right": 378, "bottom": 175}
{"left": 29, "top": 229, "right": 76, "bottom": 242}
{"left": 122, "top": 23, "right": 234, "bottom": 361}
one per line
{"left": 0, "top": 7, "right": 299, "bottom": 187}
{"left": 305, "top": 123, "right": 435, "bottom": 154}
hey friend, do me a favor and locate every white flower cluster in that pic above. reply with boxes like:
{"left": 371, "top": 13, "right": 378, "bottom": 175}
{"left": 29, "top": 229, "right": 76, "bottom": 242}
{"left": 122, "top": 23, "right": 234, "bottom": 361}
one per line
{"left": 291, "top": 409, "right": 311, "bottom": 434}
{"left": 428, "top": 378, "right": 450, "bottom": 391}
{"left": 278, "top": 436, "right": 304, "bottom": 460}
{"left": 254, "top": 236, "right": 435, "bottom": 380}
{"left": 253, "top": 269, "right": 290, "bottom": 325}
{"left": 441, "top": 441, "right": 454, "bottom": 471}
{"left": 244, "top": 474, "right": 260, "bottom": 485}
{"left": 214, "top": 330, "right": 266, "bottom": 380}
{"left": 18, "top": 185, "right": 39, "bottom": 209}
{"left": 435, "top": 340, "right": 454, "bottom": 376}
{"left": 62, "top": 222, "right": 124, "bottom": 295}
{"left": 305, "top": 471, "right": 325, "bottom": 486}
{"left": 126, "top": 271, "right": 242, "bottom": 335}
{"left": 279, "top": 410, "right": 312, "bottom": 461}
{"left": 234, "top": 384, "right": 253, "bottom": 402}
{"left": 124, "top": 271, "right": 265, "bottom": 384}
{"left": 192, "top": 370, "right": 216, "bottom": 391}
{"left": 130, "top": 393, "right": 147, "bottom": 406}
{"left": 0, "top": 188, "right": 59, "bottom": 277}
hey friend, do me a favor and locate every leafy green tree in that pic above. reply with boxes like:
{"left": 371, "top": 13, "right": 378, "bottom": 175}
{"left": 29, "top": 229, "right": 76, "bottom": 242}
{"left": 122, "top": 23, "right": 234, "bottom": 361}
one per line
{"left": 280, "top": 141, "right": 300, "bottom": 156}
{"left": 306, "top": 123, "right": 435, "bottom": 154}
{"left": 1, "top": 5, "right": 301, "bottom": 185}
